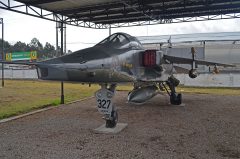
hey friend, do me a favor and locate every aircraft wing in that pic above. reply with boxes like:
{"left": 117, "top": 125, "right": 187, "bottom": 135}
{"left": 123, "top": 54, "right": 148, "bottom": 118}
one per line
{"left": 163, "top": 55, "right": 234, "bottom": 67}
{"left": 173, "top": 65, "right": 189, "bottom": 73}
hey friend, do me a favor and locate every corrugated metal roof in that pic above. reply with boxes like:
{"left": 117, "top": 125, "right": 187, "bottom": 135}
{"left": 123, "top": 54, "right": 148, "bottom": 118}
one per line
{"left": 137, "top": 32, "right": 240, "bottom": 44}
{"left": 38, "top": 0, "right": 115, "bottom": 11}
{"left": 14, "top": 0, "right": 240, "bottom": 25}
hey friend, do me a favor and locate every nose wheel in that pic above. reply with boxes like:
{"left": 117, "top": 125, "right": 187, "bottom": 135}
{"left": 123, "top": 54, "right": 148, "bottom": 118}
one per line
{"left": 95, "top": 84, "right": 118, "bottom": 128}
{"left": 106, "top": 110, "right": 118, "bottom": 128}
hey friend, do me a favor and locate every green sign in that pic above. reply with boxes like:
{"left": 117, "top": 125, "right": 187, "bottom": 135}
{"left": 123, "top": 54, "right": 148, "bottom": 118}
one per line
{"left": 6, "top": 51, "right": 37, "bottom": 61}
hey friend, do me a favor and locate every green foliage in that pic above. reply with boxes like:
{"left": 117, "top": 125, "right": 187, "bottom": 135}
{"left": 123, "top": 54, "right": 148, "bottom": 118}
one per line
{"left": 0, "top": 39, "right": 11, "bottom": 58}
{"left": 43, "top": 42, "right": 56, "bottom": 59}
{"left": 13, "top": 41, "right": 28, "bottom": 52}
{"left": 0, "top": 38, "right": 69, "bottom": 60}
{"left": 29, "top": 37, "right": 43, "bottom": 50}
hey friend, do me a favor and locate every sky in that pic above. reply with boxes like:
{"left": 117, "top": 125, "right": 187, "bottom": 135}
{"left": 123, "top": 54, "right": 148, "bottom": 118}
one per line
{"left": 1, "top": 1, "right": 240, "bottom": 51}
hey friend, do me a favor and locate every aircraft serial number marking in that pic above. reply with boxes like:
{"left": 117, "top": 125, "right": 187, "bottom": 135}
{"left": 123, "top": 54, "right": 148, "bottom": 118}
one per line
{"left": 97, "top": 99, "right": 111, "bottom": 109}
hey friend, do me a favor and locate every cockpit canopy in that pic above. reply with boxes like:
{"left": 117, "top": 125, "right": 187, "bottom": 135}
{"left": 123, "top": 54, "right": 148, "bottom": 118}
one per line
{"left": 96, "top": 32, "right": 143, "bottom": 50}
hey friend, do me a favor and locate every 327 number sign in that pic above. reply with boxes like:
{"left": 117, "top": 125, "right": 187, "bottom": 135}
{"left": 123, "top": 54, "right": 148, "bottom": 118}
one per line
{"left": 95, "top": 88, "right": 114, "bottom": 115}
{"left": 97, "top": 99, "right": 111, "bottom": 109}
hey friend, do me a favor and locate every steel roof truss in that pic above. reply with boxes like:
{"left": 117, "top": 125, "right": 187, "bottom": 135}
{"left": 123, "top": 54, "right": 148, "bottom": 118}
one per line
{"left": 1, "top": 0, "right": 240, "bottom": 28}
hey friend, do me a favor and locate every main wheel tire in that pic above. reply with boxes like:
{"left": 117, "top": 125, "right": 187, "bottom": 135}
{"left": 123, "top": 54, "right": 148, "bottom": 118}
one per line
{"left": 176, "top": 93, "right": 182, "bottom": 105}
{"left": 170, "top": 93, "right": 182, "bottom": 105}
{"left": 105, "top": 110, "right": 118, "bottom": 128}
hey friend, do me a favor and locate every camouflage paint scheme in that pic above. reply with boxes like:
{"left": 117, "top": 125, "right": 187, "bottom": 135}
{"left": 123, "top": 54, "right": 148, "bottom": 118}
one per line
{"left": 37, "top": 33, "right": 174, "bottom": 83}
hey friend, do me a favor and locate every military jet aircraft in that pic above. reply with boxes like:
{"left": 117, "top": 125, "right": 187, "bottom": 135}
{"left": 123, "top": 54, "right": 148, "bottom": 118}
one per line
{"left": 0, "top": 32, "right": 234, "bottom": 128}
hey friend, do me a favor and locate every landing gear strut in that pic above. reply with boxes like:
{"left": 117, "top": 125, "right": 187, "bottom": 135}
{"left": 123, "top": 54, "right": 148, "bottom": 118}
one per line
{"left": 106, "top": 109, "right": 118, "bottom": 128}
{"left": 162, "top": 76, "right": 182, "bottom": 105}
{"left": 95, "top": 84, "right": 118, "bottom": 128}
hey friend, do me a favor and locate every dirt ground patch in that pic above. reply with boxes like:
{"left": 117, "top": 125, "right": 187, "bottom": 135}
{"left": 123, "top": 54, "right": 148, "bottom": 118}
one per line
{"left": 0, "top": 92, "right": 239, "bottom": 159}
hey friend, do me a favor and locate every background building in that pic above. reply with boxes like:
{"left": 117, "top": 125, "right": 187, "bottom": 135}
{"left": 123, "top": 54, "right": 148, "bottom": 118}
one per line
{"left": 138, "top": 32, "right": 240, "bottom": 87}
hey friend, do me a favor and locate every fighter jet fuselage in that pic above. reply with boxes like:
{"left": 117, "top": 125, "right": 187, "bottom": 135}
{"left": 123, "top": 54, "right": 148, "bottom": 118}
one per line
{"left": 37, "top": 33, "right": 173, "bottom": 83}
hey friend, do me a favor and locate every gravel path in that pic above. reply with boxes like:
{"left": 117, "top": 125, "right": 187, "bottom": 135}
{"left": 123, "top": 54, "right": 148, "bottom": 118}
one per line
{"left": 0, "top": 92, "right": 240, "bottom": 159}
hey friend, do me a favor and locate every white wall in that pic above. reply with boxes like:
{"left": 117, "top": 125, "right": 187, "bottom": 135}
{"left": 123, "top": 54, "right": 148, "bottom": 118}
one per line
{"left": 0, "top": 69, "right": 239, "bottom": 87}
{"left": 176, "top": 73, "right": 240, "bottom": 87}
{"left": 0, "top": 69, "right": 38, "bottom": 79}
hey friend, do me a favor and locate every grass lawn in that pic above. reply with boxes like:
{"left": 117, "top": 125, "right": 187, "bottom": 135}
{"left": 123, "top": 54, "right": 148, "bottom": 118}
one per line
{"left": 117, "top": 84, "right": 240, "bottom": 96}
{"left": 0, "top": 80, "right": 99, "bottom": 119}
{"left": 0, "top": 80, "right": 239, "bottom": 119}
{"left": 177, "top": 86, "right": 240, "bottom": 95}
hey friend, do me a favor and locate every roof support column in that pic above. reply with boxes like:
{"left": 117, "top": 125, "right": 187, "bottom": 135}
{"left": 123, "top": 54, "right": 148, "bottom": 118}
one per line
{"left": 1, "top": 18, "right": 4, "bottom": 87}
{"left": 60, "top": 20, "right": 64, "bottom": 104}
{"left": 56, "top": 17, "right": 66, "bottom": 104}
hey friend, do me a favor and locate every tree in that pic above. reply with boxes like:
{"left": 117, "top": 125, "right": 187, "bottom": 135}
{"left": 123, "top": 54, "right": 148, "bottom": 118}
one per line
{"left": 12, "top": 41, "right": 28, "bottom": 52}
{"left": 28, "top": 38, "right": 44, "bottom": 58}
{"left": 43, "top": 42, "right": 55, "bottom": 58}
{"left": 0, "top": 38, "right": 58, "bottom": 60}
{"left": 0, "top": 39, "right": 11, "bottom": 59}
{"left": 28, "top": 38, "right": 43, "bottom": 51}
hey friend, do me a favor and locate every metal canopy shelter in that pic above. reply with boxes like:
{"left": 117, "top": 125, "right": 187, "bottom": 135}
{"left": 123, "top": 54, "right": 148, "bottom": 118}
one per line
{"left": 1, "top": 0, "right": 240, "bottom": 103}
{"left": 1, "top": 0, "right": 240, "bottom": 29}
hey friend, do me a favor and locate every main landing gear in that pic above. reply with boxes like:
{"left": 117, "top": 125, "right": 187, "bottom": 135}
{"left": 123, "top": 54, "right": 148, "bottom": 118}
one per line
{"left": 162, "top": 76, "right": 182, "bottom": 105}
{"left": 95, "top": 84, "right": 118, "bottom": 128}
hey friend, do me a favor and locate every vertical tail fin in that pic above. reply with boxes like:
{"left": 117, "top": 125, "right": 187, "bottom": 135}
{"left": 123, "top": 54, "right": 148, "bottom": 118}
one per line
{"left": 165, "top": 36, "right": 172, "bottom": 55}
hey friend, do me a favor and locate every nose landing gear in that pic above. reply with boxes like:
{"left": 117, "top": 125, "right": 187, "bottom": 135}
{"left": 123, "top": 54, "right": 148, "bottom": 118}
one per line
{"left": 95, "top": 84, "right": 118, "bottom": 128}
{"left": 106, "top": 109, "right": 118, "bottom": 128}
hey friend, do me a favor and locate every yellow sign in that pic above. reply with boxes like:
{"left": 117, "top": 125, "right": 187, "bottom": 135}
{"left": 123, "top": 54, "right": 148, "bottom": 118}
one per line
{"left": 30, "top": 51, "right": 37, "bottom": 60}
{"left": 6, "top": 53, "right": 12, "bottom": 61}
